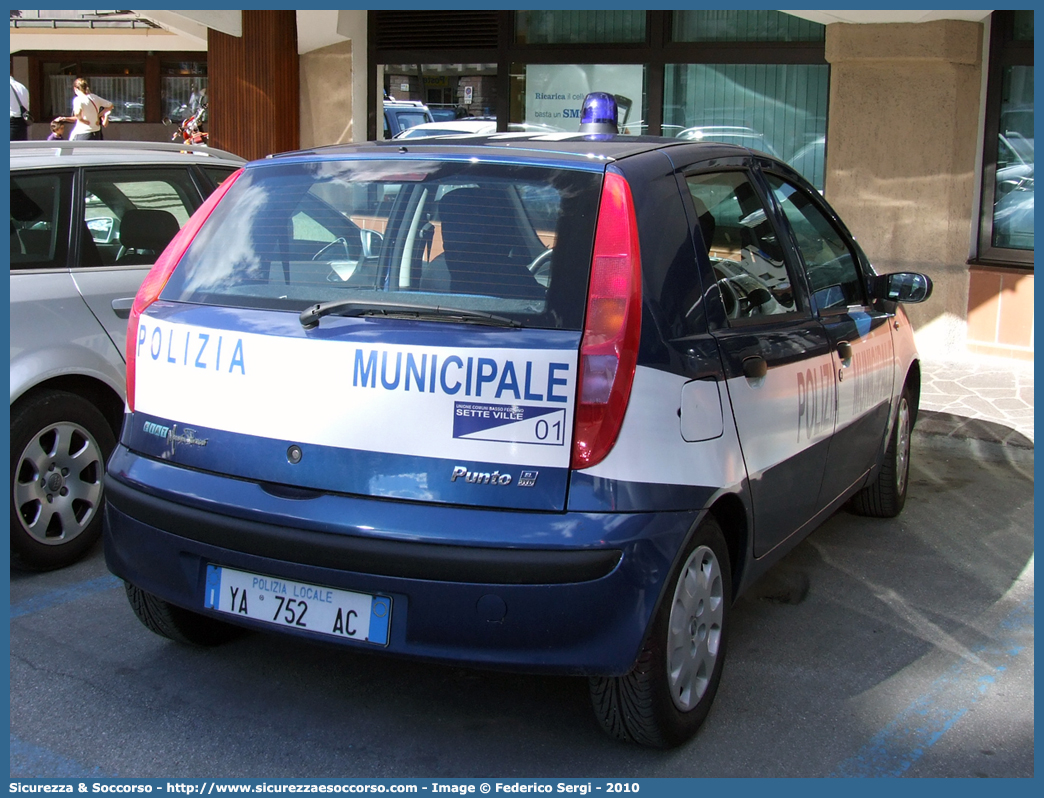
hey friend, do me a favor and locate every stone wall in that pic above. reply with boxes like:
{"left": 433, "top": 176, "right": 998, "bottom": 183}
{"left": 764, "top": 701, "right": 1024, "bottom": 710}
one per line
{"left": 300, "top": 39, "right": 355, "bottom": 148}
{"left": 825, "top": 20, "right": 984, "bottom": 358}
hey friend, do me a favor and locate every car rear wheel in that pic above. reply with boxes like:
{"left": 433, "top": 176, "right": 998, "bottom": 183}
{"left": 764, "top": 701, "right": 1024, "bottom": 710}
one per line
{"left": 125, "top": 583, "right": 242, "bottom": 646}
{"left": 10, "top": 390, "right": 116, "bottom": 571}
{"left": 589, "top": 517, "right": 731, "bottom": 748}
{"left": 849, "top": 385, "right": 913, "bottom": 518}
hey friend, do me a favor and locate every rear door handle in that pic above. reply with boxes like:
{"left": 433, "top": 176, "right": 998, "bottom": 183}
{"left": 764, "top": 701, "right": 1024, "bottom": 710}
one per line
{"left": 111, "top": 297, "right": 134, "bottom": 319}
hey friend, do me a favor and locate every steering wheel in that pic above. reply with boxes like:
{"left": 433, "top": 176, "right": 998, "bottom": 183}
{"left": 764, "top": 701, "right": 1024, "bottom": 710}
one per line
{"left": 527, "top": 248, "right": 553, "bottom": 273}
{"left": 312, "top": 237, "right": 350, "bottom": 262}
{"left": 527, "top": 248, "right": 554, "bottom": 286}
{"left": 717, "top": 277, "right": 740, "bottom": 319}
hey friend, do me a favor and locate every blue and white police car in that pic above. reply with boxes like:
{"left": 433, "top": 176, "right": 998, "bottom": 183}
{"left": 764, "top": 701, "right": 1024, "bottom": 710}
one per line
{"left": 104, "top": 96, "right": 932, "bottom": 748}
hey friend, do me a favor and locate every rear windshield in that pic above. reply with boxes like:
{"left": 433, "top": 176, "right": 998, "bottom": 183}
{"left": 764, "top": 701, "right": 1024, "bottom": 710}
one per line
{"left": 162, "top": 159, "right": 603, "bottom": 330}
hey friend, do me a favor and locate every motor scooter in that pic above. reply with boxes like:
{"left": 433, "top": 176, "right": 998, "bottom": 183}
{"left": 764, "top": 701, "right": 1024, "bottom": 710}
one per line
{"left": 165, "top": 103, "right": 208, "bottom": 146}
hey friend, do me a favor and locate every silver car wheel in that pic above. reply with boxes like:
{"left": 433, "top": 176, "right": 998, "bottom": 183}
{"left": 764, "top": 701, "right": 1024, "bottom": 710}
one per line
{"left": 666, "top": 544, "right": 724, "bottom": 712}
{"left": 13, "top": 421, "right": 105, "bottom": 545}
{"left": 895, "top": 396, "right": 911, "bottom": 496}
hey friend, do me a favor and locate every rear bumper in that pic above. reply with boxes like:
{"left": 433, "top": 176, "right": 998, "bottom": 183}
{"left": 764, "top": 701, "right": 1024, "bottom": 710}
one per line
{"left": 103, "top": 448, "right": 697, "bottom": 675}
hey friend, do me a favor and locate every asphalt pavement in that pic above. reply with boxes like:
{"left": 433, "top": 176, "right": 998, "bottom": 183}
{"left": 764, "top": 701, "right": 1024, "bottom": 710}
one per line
{"left": 9, "top": 354, "right": 1035, "bottom": 778}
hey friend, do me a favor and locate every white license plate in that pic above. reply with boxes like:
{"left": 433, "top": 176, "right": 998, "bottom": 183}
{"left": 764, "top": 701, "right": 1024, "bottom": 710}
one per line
{"left": 204, "top": 565, "right": 391, "bottom": 646}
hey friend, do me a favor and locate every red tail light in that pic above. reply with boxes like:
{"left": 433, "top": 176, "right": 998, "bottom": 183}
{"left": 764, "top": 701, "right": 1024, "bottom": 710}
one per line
{"left": 125, "top": 167, "right": 243, "bottom": 412}
{"left": 571, "top": 170, "right": 642, "bottom": 469}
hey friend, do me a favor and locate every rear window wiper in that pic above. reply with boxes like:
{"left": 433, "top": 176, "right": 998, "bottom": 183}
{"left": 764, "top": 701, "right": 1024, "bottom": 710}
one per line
{"left": 299, "top": 299, "right": 523, "bottom": 330}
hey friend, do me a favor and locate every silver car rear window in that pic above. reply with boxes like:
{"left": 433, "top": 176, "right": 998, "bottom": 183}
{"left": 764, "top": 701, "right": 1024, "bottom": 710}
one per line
{"left": 162, "top": 159, "right": 603, "bottom": 331}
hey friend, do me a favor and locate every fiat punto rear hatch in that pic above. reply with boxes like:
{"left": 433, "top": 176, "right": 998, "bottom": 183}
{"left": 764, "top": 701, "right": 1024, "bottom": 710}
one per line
{"left": 122, "top": 154, "right": 642, "bottom": 512}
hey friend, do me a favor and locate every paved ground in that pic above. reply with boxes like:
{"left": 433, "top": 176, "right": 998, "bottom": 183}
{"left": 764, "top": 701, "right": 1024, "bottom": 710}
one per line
{"left": 9, "top": 354, "right": 1034, "bottom": 779}
{"left": 918, "top": 355, "right": 1034, "bottom": 447}
{"left": 9, "top": 437, "right": 1033, "bottom": 778}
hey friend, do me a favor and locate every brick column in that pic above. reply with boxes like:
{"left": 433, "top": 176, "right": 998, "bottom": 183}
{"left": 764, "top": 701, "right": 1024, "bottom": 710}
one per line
{"left": 209, "top": 10, "right": 300, "bottom": 160}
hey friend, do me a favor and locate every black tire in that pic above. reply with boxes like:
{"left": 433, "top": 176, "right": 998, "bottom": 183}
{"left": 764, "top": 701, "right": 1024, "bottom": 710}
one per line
{"left": 589, "top": 517, "right": 731, "bottom": 748}
{"left": 849, "top": 385, "right": 913, "bottom": 518}
{"left": 10, "top": 390, "right": 117, "bottom": 571}
{"left": 125, "top": 582, "right": 242, "bottom": 646}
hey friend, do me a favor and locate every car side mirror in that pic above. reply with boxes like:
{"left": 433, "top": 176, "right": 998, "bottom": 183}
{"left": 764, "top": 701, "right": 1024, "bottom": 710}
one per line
{"left": 870, "top": 272, "right": 933, "bottom": 304}
{"left": 360, "top": 228, "right": 384, "bottom": 259}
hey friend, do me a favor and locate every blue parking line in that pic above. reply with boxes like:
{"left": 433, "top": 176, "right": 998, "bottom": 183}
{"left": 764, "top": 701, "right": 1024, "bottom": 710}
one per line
{"left": 831, "top": 597, "right": 1034, "bottom": 777}
{"left": 10, "top": 574, "right": 123, "bottom": 620}
{"left": 10, "top": 734, "right": 113, "bottom": 778}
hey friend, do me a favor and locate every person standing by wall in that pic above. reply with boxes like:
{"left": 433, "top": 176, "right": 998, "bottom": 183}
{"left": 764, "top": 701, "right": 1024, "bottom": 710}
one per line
{"left": 54, "top": 78, "right": 113, "bottom": 141}
{"left": 10, "top": 75, "right": 30, "bottom": 141}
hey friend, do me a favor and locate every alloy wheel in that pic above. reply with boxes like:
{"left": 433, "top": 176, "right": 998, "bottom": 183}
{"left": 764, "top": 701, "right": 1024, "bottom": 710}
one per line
{"left": 14, "top": 421, "right": 105, "bottom": 545}
{"left": 666, "top": 545, "right": 725, "bottom": 711}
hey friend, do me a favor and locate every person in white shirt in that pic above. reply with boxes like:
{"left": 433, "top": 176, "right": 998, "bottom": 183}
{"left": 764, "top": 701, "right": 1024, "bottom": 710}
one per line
{"left": 10, "top": 75, "right": 30, "bottom": 141}
{"left": 54, "top": 77, "right": 113, "bottom": 141}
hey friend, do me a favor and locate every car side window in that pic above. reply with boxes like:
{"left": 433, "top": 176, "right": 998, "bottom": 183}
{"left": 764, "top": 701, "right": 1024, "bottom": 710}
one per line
{"left": 766, "top": 175, "right": 866, "bottom": 312}
{"left": 10, "top": 170, "right": 73, "bottom": 271}
{"left": 82, "top": 168, "right": 200, "bottom": 268}
{"left": 201, "top": 166, "right": 239, "bottom": 190}
{"left": 685, "top": 171, "right": 802, "bottom": 323}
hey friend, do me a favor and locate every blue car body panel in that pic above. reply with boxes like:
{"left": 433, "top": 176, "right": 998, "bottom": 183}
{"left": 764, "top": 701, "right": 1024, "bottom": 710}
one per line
{"left": 104, "top": 447, "right": 698, "bottom": 674}
{"left": 104, "top": 134, "right": 921, "bottom": 681}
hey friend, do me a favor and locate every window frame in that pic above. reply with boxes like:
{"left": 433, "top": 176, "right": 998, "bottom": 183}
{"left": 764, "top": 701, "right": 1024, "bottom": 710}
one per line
{"left": 514, "top": 10, "right": 648, "bottom": 46}
{"left": 74, "top": 165, "right": 204, "bottom": 270}
{"left": 9, "top": 168, "right": 75, "bottom": 273}
{"left": 760, "top": 168, "right": 870, "bottom": 316}
{"left": 975, "top": 11, "right": 1034, "bottom": 268}
{"left": 367, "top": 11, "right": 827, "bottom": 140}
{"left": 20, "top": 50, "right": 207, "bottom": 125}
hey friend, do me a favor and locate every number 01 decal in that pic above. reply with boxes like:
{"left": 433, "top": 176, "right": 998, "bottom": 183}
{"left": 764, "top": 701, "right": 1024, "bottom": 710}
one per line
{"left": 453, "top": 403, "right": 567, "bottom": 446}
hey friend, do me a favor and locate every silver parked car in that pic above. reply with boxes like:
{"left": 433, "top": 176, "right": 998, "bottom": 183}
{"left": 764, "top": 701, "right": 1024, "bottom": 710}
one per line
{"left": 9, "top": 140, "right": 245, "bottom": 570}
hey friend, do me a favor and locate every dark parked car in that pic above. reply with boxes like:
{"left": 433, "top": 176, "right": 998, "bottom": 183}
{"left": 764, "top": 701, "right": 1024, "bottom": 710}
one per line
{"left": 428, "top": 105, "right": 467, "bottom": 123}
{"left": 104, "top": 117, "right": 931, "bottom": 747}
{"left": 383, "top": 98, "right": 434, "bottom": 139}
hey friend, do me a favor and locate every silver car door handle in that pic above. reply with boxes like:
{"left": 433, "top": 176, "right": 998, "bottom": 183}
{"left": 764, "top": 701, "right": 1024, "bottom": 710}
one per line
{"left": 111, "top": 297, "right": 135, "bottom": 319}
